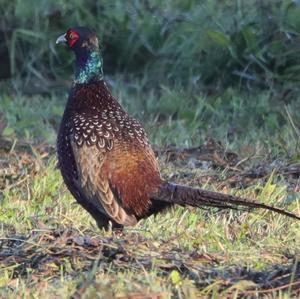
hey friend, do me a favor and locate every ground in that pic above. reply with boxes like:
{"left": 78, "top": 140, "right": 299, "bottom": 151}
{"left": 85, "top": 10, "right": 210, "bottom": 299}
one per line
{"left": 0, "top": 85, "right": 299, "bottom": 298}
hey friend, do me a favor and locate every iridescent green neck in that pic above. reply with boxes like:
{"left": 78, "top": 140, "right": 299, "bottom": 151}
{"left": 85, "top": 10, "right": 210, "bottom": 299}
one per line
{"left": 75, "top": 51, "right": 103, "bottom": 84}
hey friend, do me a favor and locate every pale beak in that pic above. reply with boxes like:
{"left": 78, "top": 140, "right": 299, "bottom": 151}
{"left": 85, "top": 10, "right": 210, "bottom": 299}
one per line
{"left": 56, "top": 33, "right": 67, "bottom": 44}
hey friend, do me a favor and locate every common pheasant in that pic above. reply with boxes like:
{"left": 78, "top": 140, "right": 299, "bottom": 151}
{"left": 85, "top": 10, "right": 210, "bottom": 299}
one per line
{"left": 56, "top": 27, "right": 300, "bottom": 229}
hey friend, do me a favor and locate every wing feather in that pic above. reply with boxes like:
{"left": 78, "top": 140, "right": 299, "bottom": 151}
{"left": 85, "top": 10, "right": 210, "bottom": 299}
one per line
{"left": 71, "top": 140, "right": 137, "bottom": 226}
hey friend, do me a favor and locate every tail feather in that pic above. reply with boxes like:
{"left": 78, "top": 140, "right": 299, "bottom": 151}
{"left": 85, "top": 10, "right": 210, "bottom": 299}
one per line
{"left": 154, "top": 182, "right": 300, "bottom": 220}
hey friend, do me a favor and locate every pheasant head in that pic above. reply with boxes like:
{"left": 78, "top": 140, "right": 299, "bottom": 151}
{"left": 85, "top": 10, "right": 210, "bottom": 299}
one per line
{"left": 56, "top": 27, "right": 103, "bottom": 84}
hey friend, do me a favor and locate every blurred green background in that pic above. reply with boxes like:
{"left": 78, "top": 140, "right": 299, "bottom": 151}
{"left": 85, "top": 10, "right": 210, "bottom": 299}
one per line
{"left": 1, "top": 0, "right": 300, "bottom": 154}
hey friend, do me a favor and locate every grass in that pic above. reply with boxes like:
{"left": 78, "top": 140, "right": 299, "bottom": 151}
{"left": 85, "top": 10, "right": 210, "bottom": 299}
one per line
{"left": 0, "top": 150, "right": 299, "bottom": 298}
{"left": 3, "top": 0, "right": 300, "bottom": 92}
{"left": 0, "top": 80, "right": 300, "bottom": 298}
{"left": 3, "top": 76, "right": 300, "bottom": 150}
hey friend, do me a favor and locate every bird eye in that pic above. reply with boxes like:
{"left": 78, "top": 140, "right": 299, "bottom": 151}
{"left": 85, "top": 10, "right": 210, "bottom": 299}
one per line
{"left": 66, "top": 30, "right": 79, "bottom": 47}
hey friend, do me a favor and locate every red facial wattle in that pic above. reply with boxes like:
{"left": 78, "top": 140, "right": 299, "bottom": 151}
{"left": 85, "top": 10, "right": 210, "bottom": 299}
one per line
{"left": 67, "top": 30, "right": 79, "bottom": 48}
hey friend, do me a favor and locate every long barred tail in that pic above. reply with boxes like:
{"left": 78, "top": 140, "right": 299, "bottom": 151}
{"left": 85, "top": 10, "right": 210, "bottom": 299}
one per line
{"left": 155, "top": 182, "right": 300, "bottom": 220}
